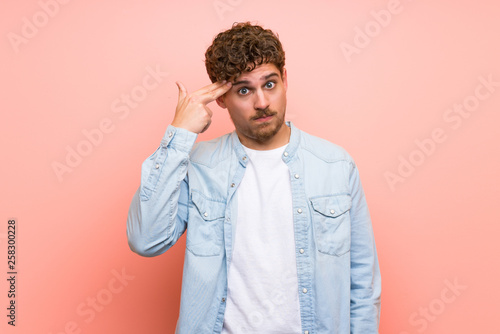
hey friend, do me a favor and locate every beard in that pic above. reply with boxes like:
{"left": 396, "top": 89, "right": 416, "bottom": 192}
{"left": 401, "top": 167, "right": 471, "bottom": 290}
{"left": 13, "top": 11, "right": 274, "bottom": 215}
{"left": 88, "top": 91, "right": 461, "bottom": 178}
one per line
{"left": 229, "top": 105, "right": 288, "bottom": 147}
{"left": 248, "top": 107, "right": 285, "bottom": 143}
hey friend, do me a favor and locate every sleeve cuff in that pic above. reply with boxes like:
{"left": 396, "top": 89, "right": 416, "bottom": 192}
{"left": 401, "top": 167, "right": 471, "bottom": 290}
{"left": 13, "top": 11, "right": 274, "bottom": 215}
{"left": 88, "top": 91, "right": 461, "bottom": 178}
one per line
{"left": 161, "top": 125, "right": 198, "bottom": 152}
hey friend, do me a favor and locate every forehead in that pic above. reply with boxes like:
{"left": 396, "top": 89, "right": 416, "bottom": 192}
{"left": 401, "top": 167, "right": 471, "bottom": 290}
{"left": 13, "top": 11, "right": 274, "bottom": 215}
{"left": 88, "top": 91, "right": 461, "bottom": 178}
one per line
{"left": 232, "top": 63, "right": 281, "bottom": 83}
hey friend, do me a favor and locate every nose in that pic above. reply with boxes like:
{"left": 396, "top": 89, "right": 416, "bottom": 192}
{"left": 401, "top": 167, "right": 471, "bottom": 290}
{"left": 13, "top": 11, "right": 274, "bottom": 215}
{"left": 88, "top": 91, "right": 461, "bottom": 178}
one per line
{"left": 253, "top": 88, "right": 269, "bottom": 110}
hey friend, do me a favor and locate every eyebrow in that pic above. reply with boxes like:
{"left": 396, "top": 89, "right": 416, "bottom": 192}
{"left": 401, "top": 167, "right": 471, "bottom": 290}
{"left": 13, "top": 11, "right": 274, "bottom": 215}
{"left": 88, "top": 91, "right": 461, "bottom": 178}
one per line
{"left": 232, "top": 72, "right": 280, "bottom": 86}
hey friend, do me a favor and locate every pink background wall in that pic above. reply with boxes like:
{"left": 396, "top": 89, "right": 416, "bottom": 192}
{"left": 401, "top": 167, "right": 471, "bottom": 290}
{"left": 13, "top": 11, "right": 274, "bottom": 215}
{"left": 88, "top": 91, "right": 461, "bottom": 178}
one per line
{"left": 2, "top": 1, "right": 499, "bottom": 333}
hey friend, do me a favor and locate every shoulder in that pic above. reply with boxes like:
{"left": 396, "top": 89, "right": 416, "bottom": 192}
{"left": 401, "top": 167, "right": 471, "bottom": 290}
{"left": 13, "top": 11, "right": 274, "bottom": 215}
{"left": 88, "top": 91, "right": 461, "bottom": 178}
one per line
{"left": 298, "top": 129, "right": 353, "bottom": 164}
{"left": 189, "top": 132, "right": 233, "bottom": 166}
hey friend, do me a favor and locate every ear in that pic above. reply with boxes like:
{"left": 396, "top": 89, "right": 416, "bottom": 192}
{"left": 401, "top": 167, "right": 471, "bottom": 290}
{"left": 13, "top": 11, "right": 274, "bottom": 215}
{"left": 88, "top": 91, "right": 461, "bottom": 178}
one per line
{"left": 216, "top": 96, "right": 227, "bottom": 109}
{"left": 282, "top": 68, "right": 288, "bottom": 91}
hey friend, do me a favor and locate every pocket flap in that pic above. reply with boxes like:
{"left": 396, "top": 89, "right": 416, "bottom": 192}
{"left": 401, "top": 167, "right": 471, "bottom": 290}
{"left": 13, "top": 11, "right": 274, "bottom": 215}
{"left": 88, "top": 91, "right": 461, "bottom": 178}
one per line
{"left": 191, "top": 191, "right": 226, "bottom": 221}
{"left": 310, "top": 194, "right": 352, "bottom": 218}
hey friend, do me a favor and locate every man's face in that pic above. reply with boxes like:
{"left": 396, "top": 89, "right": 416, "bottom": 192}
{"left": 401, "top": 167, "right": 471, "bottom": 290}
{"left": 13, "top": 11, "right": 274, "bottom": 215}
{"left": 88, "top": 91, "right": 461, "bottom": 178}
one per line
{"left": 217, "top": 63, "right": 289, "bottom": 149}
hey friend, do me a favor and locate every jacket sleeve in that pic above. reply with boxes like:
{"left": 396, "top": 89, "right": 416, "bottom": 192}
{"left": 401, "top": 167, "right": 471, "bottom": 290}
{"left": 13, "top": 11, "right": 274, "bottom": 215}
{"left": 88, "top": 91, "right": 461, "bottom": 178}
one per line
{"left": 127, "top": 125, "right": 197, "bottom": 257}
{"left": 349, "top": 161, "right": 382, "bottom": 333}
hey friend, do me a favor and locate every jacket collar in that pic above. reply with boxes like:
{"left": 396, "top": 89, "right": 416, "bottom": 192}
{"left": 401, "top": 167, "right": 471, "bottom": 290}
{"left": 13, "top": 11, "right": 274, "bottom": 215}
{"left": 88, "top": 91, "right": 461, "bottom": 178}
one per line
{"left": 230, "top": 121, "right": 300, "bottom": 167}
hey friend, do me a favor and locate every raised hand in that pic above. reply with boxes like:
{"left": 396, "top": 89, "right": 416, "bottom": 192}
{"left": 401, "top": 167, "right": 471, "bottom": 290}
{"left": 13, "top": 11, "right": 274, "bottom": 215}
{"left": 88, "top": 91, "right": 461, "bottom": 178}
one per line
{"left": 171, "top": 80, "right": 232, "bottom": 134}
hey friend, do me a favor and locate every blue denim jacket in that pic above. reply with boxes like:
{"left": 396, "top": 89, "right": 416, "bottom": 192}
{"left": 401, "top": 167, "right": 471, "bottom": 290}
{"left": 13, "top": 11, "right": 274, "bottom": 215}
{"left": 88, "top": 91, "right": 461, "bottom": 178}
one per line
{"left": 127, "top": 122, "right": 381, "bottom": 334}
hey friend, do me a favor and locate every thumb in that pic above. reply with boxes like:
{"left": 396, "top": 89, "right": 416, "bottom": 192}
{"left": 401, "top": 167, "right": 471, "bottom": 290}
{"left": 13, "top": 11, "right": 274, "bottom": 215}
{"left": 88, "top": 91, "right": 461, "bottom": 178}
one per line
{"left": 176, "top": 81, "right": 187, "bottom": 103}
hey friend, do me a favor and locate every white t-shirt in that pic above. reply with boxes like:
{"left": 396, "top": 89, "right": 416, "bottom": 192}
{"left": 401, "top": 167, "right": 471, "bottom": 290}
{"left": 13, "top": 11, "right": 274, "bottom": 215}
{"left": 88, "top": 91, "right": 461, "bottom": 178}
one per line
{"left": 221, "top": 144, "right": 302, "bottom": 333}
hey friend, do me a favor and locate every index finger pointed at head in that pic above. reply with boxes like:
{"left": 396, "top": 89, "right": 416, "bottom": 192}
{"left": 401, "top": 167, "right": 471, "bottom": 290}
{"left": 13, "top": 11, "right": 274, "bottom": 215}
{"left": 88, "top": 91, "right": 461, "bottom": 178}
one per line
{"left": 201, "top": 81, "right": 232, "bottom": 104}
{"left": 196, "top": 80, "right": 229, "bottom": 95}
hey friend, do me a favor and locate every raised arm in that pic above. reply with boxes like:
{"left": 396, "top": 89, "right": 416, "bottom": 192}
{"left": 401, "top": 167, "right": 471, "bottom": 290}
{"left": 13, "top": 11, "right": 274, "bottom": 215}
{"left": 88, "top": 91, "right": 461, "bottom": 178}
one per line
{"left": 126, "top": 80, "right": 232, "bottom": 257}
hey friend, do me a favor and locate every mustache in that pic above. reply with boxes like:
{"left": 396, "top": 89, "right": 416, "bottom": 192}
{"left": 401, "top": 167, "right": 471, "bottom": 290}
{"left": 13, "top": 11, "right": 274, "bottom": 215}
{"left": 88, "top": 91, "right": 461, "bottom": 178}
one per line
{"left": 251, "top": 108, "right": 277, "bottom": 120}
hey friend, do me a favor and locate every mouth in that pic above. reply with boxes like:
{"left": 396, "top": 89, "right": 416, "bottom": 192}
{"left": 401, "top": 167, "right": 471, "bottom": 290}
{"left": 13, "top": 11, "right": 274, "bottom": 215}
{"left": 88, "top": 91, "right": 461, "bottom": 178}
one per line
{"left": 254, "top": 115, "right": 274, "bottom": 122}
{"left": 252, "top": 111, "right": 276, "bottom": 122}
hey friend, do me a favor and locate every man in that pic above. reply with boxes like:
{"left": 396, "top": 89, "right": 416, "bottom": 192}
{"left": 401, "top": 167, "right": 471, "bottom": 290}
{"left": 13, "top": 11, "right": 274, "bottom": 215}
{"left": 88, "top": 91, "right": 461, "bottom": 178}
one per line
{"left": 127, "top": 22, "right": 381, "bottom": 333}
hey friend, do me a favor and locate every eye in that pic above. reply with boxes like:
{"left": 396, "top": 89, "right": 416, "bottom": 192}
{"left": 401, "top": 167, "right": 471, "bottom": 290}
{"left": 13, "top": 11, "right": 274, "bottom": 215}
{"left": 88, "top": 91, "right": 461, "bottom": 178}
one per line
{"left": 265, "top": 81, "right": 276, "bottom": 89}
{"left": 238, "top": 87, "right": 249, "bottom": 95}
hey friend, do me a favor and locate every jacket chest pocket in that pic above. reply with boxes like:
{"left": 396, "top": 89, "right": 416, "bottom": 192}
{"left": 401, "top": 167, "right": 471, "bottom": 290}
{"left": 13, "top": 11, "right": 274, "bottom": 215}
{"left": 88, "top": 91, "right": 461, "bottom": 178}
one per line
{"left": 186, "top": 191, "right": 226, "bottom": 257}
{"left": 310, "top": 194, "right": 352, "bottom": 256}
